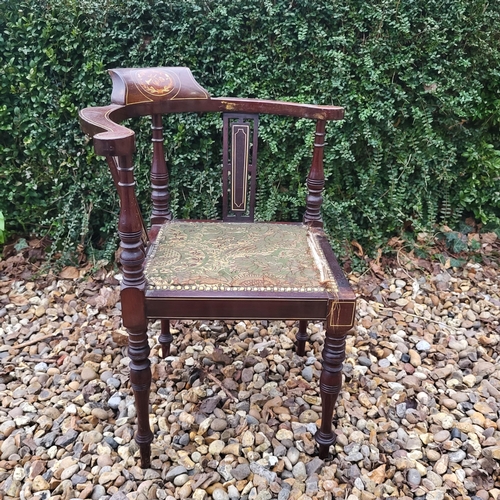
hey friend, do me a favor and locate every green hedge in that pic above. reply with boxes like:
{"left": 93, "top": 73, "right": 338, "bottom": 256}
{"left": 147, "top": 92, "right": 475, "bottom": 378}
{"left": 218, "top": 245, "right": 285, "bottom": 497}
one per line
{"left": 1, "top": 0, "right": 499, "bottom": 261}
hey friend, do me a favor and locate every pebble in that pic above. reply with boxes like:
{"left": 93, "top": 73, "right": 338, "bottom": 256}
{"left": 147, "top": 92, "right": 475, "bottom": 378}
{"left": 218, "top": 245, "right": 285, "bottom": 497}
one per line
{"left": 292, "top": 461, "right": 307, "bottom": 480}
{"left": 358, "top": 356, "right": 372, "bottom": 367}
{"left": 249, "top": 462, "right": 277, "bottom": 484}
{"left": 231, "top": 464, "right": 251, "bottom": 480}
{"left": 212, "top": 488, "right": 230, "bottom": 500}
{"left": 449, "top": 450, "right": 466, "bottom": 462}
{"left": 165, "top": 466, "right": 188, "bottom": 482}
{"left": 209, "top": 440, "right": 225, "bottom": 456}
{"left": 301, "top": 366, "right": 313, "bottom": 381}
{"left": 287, "top": 447, "right": 300, "bottom": 465}
{"left": 211, "top": 418, "right": 228, "bottom": 431}
{"left": 81, "top": 366, "right": 98, "bottom": 381}
{"left": 108, "top": 394, "right": 122, "bottom": 410}
{"left": 299, "top": 409, "right": 319, "bottom": 423}
{"left": 174, "top": 474, "right": 189, "bottom": 486}
{"left": 407, "top": 469, "right": 421, "bottom": 486}
{"left": 415, "top": 340, "right": 431, "bottom": 351}
{"left": 433, "top": 430, "right": 450, "bottom": 442}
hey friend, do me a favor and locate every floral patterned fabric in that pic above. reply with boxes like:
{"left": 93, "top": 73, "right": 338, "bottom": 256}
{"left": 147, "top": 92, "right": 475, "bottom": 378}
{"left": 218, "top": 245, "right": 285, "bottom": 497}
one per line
{"left": 145, "top": 221, "right": 337, "bottom": 293}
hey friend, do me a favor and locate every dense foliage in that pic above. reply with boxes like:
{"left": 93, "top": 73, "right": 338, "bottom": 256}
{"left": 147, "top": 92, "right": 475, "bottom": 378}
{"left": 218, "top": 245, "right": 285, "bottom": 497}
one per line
{"left": 1, "top": 0, "right": 499, "bottom": 260}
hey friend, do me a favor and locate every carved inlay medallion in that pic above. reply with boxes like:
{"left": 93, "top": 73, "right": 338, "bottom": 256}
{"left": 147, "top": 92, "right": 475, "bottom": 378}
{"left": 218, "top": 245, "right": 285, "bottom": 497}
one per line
{"left": 136, "top": 69, "right": 175, "bottom": 97}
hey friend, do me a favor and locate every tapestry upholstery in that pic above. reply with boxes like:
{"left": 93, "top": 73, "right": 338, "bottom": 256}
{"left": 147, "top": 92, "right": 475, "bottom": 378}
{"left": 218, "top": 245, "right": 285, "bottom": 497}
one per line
{"left": 144, "top": 222, "right": 337, "bottom": 293}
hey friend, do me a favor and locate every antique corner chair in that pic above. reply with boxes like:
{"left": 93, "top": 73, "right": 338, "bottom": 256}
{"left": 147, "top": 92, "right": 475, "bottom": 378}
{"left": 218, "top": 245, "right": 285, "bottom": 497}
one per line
{"left": 79, "top": 67, "right": 356, "bottom": 468}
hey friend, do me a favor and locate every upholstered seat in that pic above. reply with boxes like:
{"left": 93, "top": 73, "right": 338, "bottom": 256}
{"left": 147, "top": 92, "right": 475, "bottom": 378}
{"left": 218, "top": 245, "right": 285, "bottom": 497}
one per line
{"left": 145, "top": 221, "right": 337, "bottom": 293}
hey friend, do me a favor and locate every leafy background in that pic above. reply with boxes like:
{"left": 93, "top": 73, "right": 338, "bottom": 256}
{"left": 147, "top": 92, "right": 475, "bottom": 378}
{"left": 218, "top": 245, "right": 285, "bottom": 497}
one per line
{"left": 1, "top": 0, "right": 499, "bottom": 262}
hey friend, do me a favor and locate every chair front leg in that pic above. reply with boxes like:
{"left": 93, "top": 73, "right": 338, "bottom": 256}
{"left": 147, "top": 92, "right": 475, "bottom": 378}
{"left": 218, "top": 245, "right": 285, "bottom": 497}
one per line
{"left": 316, "top": 324, "right": 349, "bottom": 459}
{"left": 129, "top": 334, "right": 153, "bottom": 469}
{"left": 122, "top": 288, "right": 154, "bottom": 469}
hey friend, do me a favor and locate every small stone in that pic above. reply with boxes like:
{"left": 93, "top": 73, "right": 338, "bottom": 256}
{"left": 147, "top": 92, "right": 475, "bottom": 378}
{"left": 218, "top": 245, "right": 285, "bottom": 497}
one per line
{"left": 441, "top": 398, "right": 457, "bottom": 410}
{"left": 299, "top": 409, "right": 319, "bottom": 423}
{"left": 32, "top": 475, "right": 50, "bottom": 491}
{"left": 354, "top": 477, "right": 365, "bottom": 490}
{"left": 61, "top": 463, "right": 80, "bottom": 480}
{"left": 249, "top": 462, "right": 277, "bottom": 484}
{"left": 209, "top": 440, "right": 225, "bottom": 456}
{"left": 408, "top": 349, "right": 421, "bottom": 367}
{"left": 231, "top": 464, "right": 251, "bottom": 481}
{"left": 221, "top": 443, "right": 241, "bottom": 456}
{"left": 292, "top": 461, "right": 307, "bottom": 480}
{"left": 415, "top": 340, "right": 431, "bottom": 352}
{"left": 107, "top": 377, "right": 121, "bottom": 389}
{"left": 92, "top": 485, "right": 107, "bottom": 500}
{"left": 407, "top": 468, "right": 421, "bottom": 486}
{"left": 165, "top": 466, "right": 188, "bottom": 483}
{"left": 301, "top": 366, "right": 313, "bottom": 382}
{"left": 99, "top": 470, "right": 120, "bottom": 484}
{"left": 83, "top": 430, "right": 103, "bottom": 444}
{"left": 241, "top": 430, "right": 255, "bottom": 447}
{"left": 174, "top": 474, "right": 190, "bottom": 487}
{"left": 427, "top": 492, "right": 445, "bottom": 500}
{"left": 346, "top": 452, "right": 364, "bottom": 462}
{"left": 212, "top": 488, "right": 230, "bottom": 500}
{"left": 305, "top": 457, "right": 324, "bottom": 476}
{"left": 227, "top": 485, "right": 240, "bottom": 500}
{"left": 276, "top": 429, "right": 294, "bottom": 441}
{"left": 193, "top": 489, "right": 207, "bottom": 500}
{"left": 482, "top": 446, "right": 500, "bottom": 459}
{"left": 470, "top": 411, "right": 486, "bottom": 426}
{"left": 211, "top": 418, "right": 227, "bottom": 432}
{"left": 34, "top": 362, "right": 48, "bottom": 372}
{"left": 5, "top": 479, "right": 21, "bottom": 497}
{"left": 91, "top": 408, "right": 109, "bottom": 420}
{"left": 81, "top": 366, "right": 98, "bottom": 381}
{"left": 474, "top": 401, "right": 494, "bottom": 415}
{"left": 358, "top": 356, "right": 372, "bottom": 367}
{"left": 378, "top": 358, "right": 391, "bottom": 368}
{"left": 108, "top": 395, "right": 122, "bottom": 410}
{"left": 178, "top": 482, "right": 193, "bottom": 499}
{"left": 433, "top": 430, "right": 450, "bottom": 442}
{"left": 109, "top": 493, "right": 127, "bottom": 500}
{"left": 287, "top": 447, "right": 300, "bottom": 465}
{"left": 55, "top": 429, "right": 79, "bottom": 447}
{"left": 434, "top": 454, "right": 449, "bottom": 474}
{"left": 463, "top": 374, "right": 476, "bottom": 387}
{"left": 254, "top": 362, "right": 267, "bottom": 373}
{"left": 449, "top": 450, "right": 466, "bottom": 463}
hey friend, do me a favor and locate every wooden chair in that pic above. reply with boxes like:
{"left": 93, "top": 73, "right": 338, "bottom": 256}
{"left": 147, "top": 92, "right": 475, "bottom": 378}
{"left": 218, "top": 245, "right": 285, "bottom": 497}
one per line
{"left": 79, "top": 67, "right": 356, "bottom": 468}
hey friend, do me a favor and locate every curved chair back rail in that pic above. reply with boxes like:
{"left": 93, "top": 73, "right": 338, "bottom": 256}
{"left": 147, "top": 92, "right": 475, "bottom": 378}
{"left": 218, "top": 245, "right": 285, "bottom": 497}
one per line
{"left": 80, "top": 101, "right": 344, "bottom": 156}
{"left": 79, "top": 66, "right": 355, "bottom": 469}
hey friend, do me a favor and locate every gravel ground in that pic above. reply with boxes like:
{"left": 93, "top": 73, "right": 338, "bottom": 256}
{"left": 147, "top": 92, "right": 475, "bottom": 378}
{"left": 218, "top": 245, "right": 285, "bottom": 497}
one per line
{"left": 0, "top": 236, "right": 499, "bottom": 500}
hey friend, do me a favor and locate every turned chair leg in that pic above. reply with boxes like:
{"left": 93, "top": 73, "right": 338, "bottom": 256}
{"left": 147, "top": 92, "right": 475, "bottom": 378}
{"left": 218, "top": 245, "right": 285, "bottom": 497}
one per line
{"left": 296, "top": 319, "right": 308, "bottom": 356}
{"left": 126, "top": 319, "right": 154, "bottom": 469}
{"left": 316, "top": 325, "right": 348, "bottom": 459}
{"left": 159, "top": 319, "right": 173, "bottom": 358}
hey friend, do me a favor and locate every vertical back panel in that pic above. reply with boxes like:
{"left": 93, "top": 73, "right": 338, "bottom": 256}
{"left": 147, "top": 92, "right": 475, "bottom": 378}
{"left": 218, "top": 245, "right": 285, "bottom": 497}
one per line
{"left": 223, "top": 113, "right": 258, "bottom": 222}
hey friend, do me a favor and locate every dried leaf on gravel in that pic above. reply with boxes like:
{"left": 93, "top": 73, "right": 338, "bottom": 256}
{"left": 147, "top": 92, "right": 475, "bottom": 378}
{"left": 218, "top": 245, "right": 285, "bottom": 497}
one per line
{"left": 59, "top": 266, "right": 80, "bottom": 279}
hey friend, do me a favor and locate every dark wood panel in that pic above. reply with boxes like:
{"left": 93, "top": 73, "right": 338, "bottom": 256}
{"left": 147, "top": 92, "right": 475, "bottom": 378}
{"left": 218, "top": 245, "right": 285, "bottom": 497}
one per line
{"left": 145, "top": 296, "right": 329, "bottom": 320}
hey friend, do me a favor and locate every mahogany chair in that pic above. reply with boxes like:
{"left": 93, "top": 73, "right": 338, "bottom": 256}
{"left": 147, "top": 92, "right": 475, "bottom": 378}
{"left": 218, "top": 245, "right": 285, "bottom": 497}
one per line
{"left": 79, "top": 67, "right": 356, "bottom": 468}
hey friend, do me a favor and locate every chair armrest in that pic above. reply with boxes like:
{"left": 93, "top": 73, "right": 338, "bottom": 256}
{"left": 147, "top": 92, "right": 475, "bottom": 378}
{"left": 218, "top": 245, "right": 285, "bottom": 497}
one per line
{"left": 212, "top": 98, "right": 344, "bottom": 121}
{"left": 79, "top": 104, "right": 135, "bottom": 157}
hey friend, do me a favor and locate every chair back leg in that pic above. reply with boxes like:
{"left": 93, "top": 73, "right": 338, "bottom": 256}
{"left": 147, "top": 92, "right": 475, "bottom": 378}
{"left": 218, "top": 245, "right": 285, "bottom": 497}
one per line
{"left": 159, "top": 319, "right": 173, "bottom": 358}
{"left": 295, "top": 319, "right": 309, "bottom": 356}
